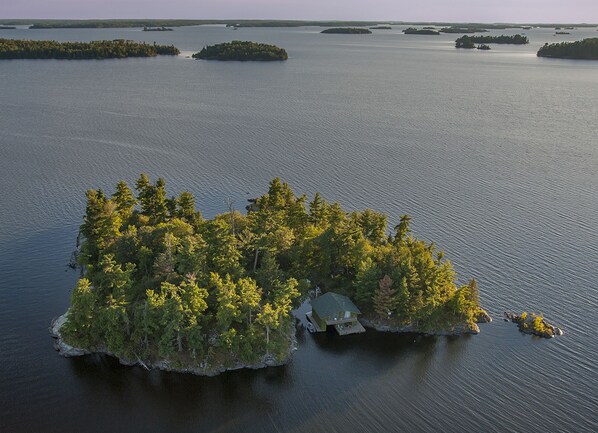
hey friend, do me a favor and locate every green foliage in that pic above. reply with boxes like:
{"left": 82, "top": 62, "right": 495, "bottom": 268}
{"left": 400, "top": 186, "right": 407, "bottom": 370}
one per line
{"left": 321, "top": 28, "right": 372, "bottom": 34}
{"left": 193, "top": 41, "right": 288, "bottom": 61}
{"left": 64, "top": 175, "right": 480, "bottom": 367}
{"left": 403, "top": 28, "right": 440, "bottom": 35}
{"left": 0, "top": 38, "right": 179, "bottom": 60}
{"left": 537, "top": 38, "right": 598, "bottom": 60}
{"left": 455, "top": 34, "right": 528, "bottom": 48}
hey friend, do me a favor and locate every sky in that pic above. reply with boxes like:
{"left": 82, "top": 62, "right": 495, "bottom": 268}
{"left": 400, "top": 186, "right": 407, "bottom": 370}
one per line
{"left": 1, "top": 0, "right": 598, "bottom": 23}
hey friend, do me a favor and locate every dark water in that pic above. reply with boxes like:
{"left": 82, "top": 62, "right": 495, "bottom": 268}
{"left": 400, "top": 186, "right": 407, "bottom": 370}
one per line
{"left": 1, "top": 25, "right": 597, "bottom": 432}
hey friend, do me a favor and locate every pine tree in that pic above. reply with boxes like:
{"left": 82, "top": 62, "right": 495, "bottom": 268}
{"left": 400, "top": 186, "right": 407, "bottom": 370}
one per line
{"left": 372, "top": 274, "right": 398, "bottom": 319}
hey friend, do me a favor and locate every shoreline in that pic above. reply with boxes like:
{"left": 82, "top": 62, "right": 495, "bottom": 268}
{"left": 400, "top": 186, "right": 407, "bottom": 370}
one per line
{"left": 50, "top": 310, "right": 298, "bottom": 376}
{"left": 360, "top": 310, "right": 492, "bottom": 336}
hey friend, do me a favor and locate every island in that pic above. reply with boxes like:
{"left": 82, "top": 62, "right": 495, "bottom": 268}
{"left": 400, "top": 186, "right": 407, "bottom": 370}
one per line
{"left": 321, "top": 27, "right": 372, "bottom": 34}
{"left": 0, "top": 38, "right": 179, "bottom": 60}
{"left": 537, "top": 38, "right": 598, "bottom": 60}
{"left": 370, "top": 26, "right": 392, "bottom": 30}
{"left": 143, "top": 26, "right": 173, "bottom": 32}
{"left": 51, "top": 176, "right": 488, "bottom": 375}
{"left": 192, "top": 41, "right": 288, "bottom": 61}
{"left": 403, "top": 28, "right": 440, "bottom": 35}
{"left": 504, "top": 312, "right": 563, "bottom": 338}
{"left": 455, "top": 34, "right": 529, "bottom": 48}
{"left": 555, "top": 31, "right": 571, "bottom": 35}
{"left": 0, "top": 26, "right": 16, "bottom": 30}
{"left": 440, "top": 27, "right": 488, "bottom": 34}
{"left": 477, "top": 44, "right": 491, "bottom": 50}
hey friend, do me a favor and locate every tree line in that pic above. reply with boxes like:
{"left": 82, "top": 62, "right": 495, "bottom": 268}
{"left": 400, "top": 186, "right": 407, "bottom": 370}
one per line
{"left": 193, "top": 41, "right": 288, "bottom": 61}
{"left": 537, "top": 38, "right": 598, "bottom": 60}
{"left": 0, "top": 38, "right": 179, "bottom": 60}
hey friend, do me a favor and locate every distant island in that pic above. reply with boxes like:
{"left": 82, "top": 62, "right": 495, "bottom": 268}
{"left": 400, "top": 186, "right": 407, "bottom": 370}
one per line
{"left": 321, "top": 28, "right": 372, "bottom": 34}
{"left": 1, "top": 19, "right": 593, "bottom": 30}
{"left": 477, "top": 44, "right": 491, "bottom": 50}
{"left": 455, "top": 34, "right": 529, "bottom": 48}
{"left": 0, "top": 39, "right": 179, "bottom": 60}
{"left": 143, "top": 26, "right": 173, "bottom": 32}
{"left": 403, "top": 28, "right": 440, "bottom": 35}
{"left": 370, "top": 26, "right": 392, "bottom": 30}
{"left": 537, "top": 38, "right": 598, "bottom": 60}
{"left": 440, "top": 27, "right": 488, "bottom": 34}
{"left": 51, "top": 176, "right": 487, "bottom": 375}
{"left": 555, "top": 31, "right": 571, "bottom": 35}
{"left": 0, "top": 26, "right": 16, "bottom": 30}
{"left": 192, "top": 41, "right": 288, "bottom": 61}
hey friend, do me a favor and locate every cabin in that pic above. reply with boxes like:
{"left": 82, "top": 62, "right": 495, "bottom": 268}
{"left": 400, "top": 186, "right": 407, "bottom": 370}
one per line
{"left": 307, "top": 292, "right": 365, "bottom": 335}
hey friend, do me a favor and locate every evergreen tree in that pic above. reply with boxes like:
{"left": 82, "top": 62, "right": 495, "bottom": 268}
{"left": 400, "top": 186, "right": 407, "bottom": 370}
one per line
{"left": 372, "top": 275, "right": 398, "bottom": 319}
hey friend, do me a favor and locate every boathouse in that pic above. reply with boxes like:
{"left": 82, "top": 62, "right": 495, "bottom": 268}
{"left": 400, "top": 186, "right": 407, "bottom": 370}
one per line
{"left": 307, "top": 292, "right": 365, "bottom": 335}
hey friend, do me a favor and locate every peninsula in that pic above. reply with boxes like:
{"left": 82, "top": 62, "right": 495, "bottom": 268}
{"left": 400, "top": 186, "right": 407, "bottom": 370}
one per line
{"left": 537, "top": 38, "right": 598, "bottom": 60}
{"left": 192, "top": 41, "right": 288, "bottom": 61}
{"left": 52, "top": 177, "right": 487, "bottom": 375}
{"left": 321, "top": 27, "right": 372, "bottom": 34}
{"left": 0, "top": 38, "right": 179, "bottom": 59}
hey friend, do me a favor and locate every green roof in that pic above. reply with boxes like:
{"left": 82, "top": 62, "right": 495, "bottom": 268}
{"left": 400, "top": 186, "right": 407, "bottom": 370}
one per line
{"left": 310, "top": 292, "right": 361, "bottom": 318}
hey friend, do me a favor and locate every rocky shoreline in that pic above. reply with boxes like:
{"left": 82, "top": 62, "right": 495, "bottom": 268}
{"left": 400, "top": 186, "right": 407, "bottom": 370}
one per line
{"left": 50, "top": 310, "right": 297, "bottom": 376}
{"left": 504, "top": 312, "right": 564, "bottom": 338}
{"left": 360, "top": 312, "right": 492, "bottom": 336}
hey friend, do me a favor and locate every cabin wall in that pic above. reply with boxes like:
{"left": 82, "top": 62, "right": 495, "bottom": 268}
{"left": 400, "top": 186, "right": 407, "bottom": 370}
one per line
{"left": 312, "top": 310, "right": 327, "bottom": 329}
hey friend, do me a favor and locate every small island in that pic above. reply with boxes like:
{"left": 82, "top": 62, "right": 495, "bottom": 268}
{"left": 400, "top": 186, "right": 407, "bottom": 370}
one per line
{"left": 555, "top": 32, "right": 571, "bottom": 35}
{"left": 440, "top": 27, "right": 488, "bottom": 34}
{"left": 477, "top": 44, "right": 491, "bottom": 50}
{"left": 537, "top": 38, "right": 598, "bottom": 60}
{"left": 321, "top": 27, "right": 372, "bottom": 34}
{"left": 0, "top": 38, "right": 179, "bottom": 60}
{"left": 51, "top": 176, "right": 488, "bottom": 375}
{"left": 0, "top": 26, "right": 16, "bottom": 30}
{"left": 455, "top": 34, "right": 529, "bottom": 48}
{"left": 192, "top": 40, "right": 288, "bottom": 61}
{"left": 403, "top": 28, "right": 440, "bottom": 35}
{"left": 143, "top": 26, "right": 173, "bottom": 32}
{"left": 504, "top": 312, "right": 563, "bottom": 338}
{"left": 369, "top": 26, "right": 392, "bottom": 30}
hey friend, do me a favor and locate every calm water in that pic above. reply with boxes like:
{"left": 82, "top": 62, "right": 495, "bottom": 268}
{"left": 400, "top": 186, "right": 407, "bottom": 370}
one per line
{"left": 0, "top": 25, "right": 597, "bottom": 432}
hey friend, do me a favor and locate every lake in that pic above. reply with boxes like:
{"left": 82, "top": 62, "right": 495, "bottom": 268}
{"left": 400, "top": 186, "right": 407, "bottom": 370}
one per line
{"left": 0, "top": 25, "right": 597, "bottom": 432}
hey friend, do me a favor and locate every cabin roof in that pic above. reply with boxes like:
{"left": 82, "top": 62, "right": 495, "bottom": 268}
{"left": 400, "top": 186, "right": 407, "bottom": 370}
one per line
{"left": 311, "top": 292, "right": 361, "bottom": 317}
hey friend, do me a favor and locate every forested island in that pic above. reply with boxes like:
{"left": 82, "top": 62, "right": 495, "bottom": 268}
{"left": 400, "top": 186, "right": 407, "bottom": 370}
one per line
{"left": 370, "top": 26, "right": 392, "bottom": 30}
{"left": 403, "top": 28, "right": 440, "bottom": 35}
{"left": 192, "top": 41, "right": 288, "bottom": 61}
{"left": 440, "top": 27, "right": 488, "bottom": 34}
{"left": 537, "top": 38, "right": 598, "bottom": 59}
{"left": 321, "top": 28, "right": 372, "bottom": 34}
{"left": 455, "top": 34, "right": 529, "bottom": 47}
{"left": 51, "top": 177, "right": 487, "bottom": 375}
{"left": 0, "top": 39, "right": 179, "bottom": 59}
{"left": 143, "top": 26, "right": 173, "bottom": 32}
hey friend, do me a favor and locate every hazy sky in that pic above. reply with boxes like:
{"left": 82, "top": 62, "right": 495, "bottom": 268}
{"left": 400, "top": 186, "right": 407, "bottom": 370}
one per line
{"left": 2, "top": 0, "right": 598, "bottom": 23}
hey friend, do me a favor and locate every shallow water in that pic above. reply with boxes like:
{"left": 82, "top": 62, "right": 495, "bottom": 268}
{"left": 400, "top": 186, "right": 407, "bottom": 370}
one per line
{"left": 0, "top": 25, "right": 597, "bottom": 432}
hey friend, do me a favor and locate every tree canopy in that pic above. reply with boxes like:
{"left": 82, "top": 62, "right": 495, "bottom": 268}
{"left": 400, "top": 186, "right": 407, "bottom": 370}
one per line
{"left": 63, "top": 176, "right": 484, "bottom": 370}
{"left": 0, "top": 38, "right": 179, "bottom": 60}
{"left": 193, "top": 41, "right": 288, "bottom": 61}
{"left": 537, "top": 38, "right": 598, "bottom": 60}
